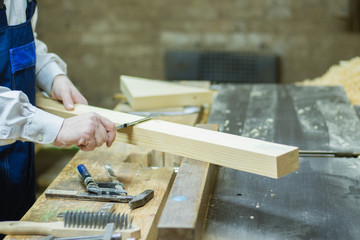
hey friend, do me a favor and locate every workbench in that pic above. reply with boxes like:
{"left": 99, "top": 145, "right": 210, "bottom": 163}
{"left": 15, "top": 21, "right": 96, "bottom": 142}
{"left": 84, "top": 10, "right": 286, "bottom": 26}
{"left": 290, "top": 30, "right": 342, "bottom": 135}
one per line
{"left": 6, "top": 144, "right": 175, "bottom": 239}
{"left": 6, "top": 83, "right": 360, "bottom": 239}
{"left": 4, "top": 102, "right": 202, "bottom": 240}
{"left": 204, "top": 84, "right": 360, "bottom": 239}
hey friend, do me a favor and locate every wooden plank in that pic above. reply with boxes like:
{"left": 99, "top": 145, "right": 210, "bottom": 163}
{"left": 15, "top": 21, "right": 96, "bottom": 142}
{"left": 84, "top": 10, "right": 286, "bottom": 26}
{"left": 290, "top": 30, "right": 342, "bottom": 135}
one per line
{"left": 152, "top": 108, "right": 200, "bottom": 167}
{"left": 5, "top": 141, "right": 175, "bottom": 240}
{"left": 158, "top": 124, "right": 218, "bottom": 240}
{"left": 120, "top": 75, "right": 214, "bottom": 110}
{"left": 36, "top": 96, "right": 299, "bottom": 178}
{"left": 113, "top": 97, "right": 201, "bottom": 168}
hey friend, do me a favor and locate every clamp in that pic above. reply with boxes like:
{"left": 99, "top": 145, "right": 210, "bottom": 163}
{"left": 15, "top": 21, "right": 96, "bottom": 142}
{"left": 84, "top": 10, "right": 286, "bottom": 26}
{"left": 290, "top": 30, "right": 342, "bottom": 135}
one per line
{"left": 77, "top": 164, "right": 127, "bottom": 196}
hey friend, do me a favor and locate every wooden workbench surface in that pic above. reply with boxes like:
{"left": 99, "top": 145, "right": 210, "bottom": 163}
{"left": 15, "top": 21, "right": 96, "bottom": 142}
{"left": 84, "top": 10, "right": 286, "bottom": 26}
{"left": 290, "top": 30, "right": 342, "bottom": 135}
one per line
{"left": 6, "top": 142, "right": 175, "bottom": 239}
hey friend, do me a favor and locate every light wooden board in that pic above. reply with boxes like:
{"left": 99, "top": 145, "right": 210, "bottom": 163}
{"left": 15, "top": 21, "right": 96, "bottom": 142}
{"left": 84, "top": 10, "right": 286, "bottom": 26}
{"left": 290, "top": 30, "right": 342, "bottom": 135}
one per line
{"left": 158, "top": 124, "right": 218, "bottom": 240}
{"left": 5, "top": 142, "right": 175, "bottom": 240}
{"left": 120, "top": 75, "right": 214, "bottom": 110}
{"left": 99, "top": 99, "right": 201, "bottom": 169}
{"left": 36, "top": 96, "right": 299, "bottom": 178}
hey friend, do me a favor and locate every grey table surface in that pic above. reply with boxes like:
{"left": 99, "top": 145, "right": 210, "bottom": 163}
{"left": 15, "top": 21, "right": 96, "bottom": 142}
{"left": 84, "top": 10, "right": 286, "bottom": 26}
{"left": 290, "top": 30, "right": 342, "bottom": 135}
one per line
{"left": 208, "top": 84, "right": 360, "bottom": 153}
{"left": 204, "top": 84, "right": 360, "bottom": 239}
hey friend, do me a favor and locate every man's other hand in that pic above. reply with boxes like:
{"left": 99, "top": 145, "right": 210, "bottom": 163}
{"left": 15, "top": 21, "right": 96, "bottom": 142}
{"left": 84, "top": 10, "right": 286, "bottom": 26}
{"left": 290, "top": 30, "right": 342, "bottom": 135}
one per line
{"left": 50, "top": 75, "right": 88, "bottom": 110}
{"left": 54, "top": 112, "right": 116, "bottom": 151}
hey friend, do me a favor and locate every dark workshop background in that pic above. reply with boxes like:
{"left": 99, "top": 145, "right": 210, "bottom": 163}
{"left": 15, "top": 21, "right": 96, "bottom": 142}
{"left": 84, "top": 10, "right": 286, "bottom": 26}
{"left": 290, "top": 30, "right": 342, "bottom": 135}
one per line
{"left": 36, "top": 0, "right": 360, "bottom": 108}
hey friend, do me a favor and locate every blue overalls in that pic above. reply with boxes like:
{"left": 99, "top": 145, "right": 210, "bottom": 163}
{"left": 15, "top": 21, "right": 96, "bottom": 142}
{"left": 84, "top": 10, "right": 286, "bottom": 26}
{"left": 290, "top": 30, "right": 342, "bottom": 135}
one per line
{"left": 0, "top": 0, "right": 37, "bottom": 221}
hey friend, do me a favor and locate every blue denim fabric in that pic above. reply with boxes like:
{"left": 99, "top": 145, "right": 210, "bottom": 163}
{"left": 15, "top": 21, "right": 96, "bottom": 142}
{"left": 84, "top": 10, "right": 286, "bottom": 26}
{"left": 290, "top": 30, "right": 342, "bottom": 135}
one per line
{"left": 9, "top": 41, "right": 36, "bottom": 74}
{"left": 0, "top": 0, "right": 37, "bottom": 223}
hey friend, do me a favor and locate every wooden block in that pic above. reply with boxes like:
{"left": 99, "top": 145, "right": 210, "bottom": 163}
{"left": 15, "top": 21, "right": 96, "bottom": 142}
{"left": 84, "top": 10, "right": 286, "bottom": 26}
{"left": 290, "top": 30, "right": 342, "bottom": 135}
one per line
{"left": 158, "top": 124, "right": 218, "bottom": 240}
{"left": 164, "top": 153, "right": 183, "bottom": 168}
{"left": 36, "top": 96, "right": 299, "bottom": 178}
{"left": 120, "top": 75, "right": 214, "bottom": 111}
{"left": 127, "top": 146, "right": 152, "bottom": 168}
{"left": 150, "top": 150, "right": 165, "bottom": 167}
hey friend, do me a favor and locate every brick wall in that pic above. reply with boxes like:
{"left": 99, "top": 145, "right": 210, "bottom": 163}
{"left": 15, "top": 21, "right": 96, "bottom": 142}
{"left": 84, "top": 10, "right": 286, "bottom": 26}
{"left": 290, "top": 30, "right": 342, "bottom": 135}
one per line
{"left": 36, "top": 0, "right": 360, "bottom": 107}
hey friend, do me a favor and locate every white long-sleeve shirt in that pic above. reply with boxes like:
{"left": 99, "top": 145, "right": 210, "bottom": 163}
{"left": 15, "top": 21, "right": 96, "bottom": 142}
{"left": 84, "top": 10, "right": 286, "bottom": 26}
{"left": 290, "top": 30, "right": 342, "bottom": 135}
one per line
{"left": 0, "top": 0, "right": 64, "bottom": 146}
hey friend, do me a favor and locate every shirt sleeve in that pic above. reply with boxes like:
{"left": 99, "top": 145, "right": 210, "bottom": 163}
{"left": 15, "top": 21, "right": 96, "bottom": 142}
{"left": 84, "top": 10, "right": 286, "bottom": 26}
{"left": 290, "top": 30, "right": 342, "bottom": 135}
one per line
{"left": 32, "top": 7, "right": 67, "bottom": 95}
{"left": 0, "top": 86, "right": 64, "bottom": 146}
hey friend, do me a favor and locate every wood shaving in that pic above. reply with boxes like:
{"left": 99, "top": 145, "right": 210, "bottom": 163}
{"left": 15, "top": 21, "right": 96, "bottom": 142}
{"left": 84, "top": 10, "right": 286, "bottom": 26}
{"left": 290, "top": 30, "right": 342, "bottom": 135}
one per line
{"left": 298, "top": 57, "right": 360, "bottom": 105}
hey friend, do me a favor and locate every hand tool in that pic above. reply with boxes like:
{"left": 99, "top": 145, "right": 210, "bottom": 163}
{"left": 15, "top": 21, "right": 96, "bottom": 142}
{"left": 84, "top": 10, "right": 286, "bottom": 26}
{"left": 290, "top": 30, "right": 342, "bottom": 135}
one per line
{"left": 105, "top": 164, "right": 126, "bottom": 195}
{"left": 52, "top": 205, "right": 121, "bottom": 240}
{"left": 46, "top": 164, "right": 154, "bottom": 209}
{"left": 57, "top": 203, "right": 116, "bottom": 218}
{"left": 99, "top": 202, "right": 116, "bottom": 214}
{"left": 45, "top": 189, "right": 154, "bottom": 209}
{"left": 103, "top": 223, "right": 115, "bottom": 240}
{"left": 0, "top": 212, "right": 140, "bottom": 238}
{"left": 42, "top": 233, "right": 121, "bottom": 240}
{"left": 115, "top": 116, "right": 152, "bottom": 130}
{"left": 41, "top": 223, "right": 121, "bottom": 240}
{"left": 129, "top": 106, "right": 200, "bottom": 116}
{"left": 128, "top": 189, "right": 154, "bottom": 210}
{"left": 62, "top": 211, "right": 133, "bottom": 230}
{"left": 77, "top": 164, "right": 127, "bottom": 196}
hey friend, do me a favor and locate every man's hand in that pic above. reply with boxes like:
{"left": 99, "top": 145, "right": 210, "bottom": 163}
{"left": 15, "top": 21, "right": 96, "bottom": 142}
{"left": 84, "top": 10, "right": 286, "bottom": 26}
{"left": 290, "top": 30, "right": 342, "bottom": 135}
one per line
{"left": 54, "top": 112, "right": 116, "bottom": 151}
{"left": 50, "top": 75, "right": 88, "bottom": 110}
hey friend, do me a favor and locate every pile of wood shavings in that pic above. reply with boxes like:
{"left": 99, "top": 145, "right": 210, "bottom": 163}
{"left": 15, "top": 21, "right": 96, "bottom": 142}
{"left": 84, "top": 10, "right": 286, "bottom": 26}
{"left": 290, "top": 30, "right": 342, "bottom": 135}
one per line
{"left": 299, "top": 57, "right": 360, "bottom": 105}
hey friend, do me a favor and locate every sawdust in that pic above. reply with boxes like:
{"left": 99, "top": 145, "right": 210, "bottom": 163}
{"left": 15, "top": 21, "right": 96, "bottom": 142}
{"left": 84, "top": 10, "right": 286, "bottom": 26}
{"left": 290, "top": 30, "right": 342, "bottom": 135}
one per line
{"left": 298, "top": 57, "right": 360, "bottom": 105}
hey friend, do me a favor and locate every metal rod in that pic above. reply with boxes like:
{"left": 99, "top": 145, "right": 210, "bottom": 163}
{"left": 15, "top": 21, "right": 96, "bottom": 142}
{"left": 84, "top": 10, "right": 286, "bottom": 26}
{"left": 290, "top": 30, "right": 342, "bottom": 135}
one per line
{"left": 116, "top": 116, "right": 152, "bottom": 130}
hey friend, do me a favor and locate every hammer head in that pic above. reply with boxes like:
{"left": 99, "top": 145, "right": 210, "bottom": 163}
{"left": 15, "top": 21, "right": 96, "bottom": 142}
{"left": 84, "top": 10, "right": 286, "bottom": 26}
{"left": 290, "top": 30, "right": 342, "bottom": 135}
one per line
{"left": 129, "top": 189, "right": 154, "bottom": 209}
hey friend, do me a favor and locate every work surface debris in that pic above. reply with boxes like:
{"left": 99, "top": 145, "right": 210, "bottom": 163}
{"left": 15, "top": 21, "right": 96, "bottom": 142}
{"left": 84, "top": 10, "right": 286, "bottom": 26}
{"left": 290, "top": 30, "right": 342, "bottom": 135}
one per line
{"left": 299, "top": 56, "right": 360, "bottom": 105}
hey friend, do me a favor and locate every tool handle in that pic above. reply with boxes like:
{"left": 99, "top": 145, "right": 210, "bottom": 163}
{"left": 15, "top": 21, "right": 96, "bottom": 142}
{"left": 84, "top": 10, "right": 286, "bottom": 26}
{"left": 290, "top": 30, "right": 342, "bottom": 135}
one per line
{"left": 77, "top": 164, "right": 99, "bottom": 194}
{"left": 0, "top": 221, "right": 141, "bottom": 239}
{"left": 77, "top": 164, "right": 91, "bottom": 181}
{"left": 0, "top": 221, "right": 58, "bottom": 235}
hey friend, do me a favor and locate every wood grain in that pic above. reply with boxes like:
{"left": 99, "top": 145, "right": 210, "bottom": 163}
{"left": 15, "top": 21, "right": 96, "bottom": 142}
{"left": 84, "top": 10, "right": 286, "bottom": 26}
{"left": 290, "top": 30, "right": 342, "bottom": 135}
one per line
{"left": 158, "top": 124, "right": 218, "bottom": 240}
{"left": 36, "top": 96, "right": 299, "bottom": 178}
{"left": 120, "top": 75, "right": 214, "bottom": 110}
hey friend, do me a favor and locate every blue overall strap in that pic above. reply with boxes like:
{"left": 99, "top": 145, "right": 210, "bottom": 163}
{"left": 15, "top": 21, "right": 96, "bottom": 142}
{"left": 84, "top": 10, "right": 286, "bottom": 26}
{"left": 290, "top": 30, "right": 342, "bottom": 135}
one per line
{"left": 26, "top": 0, "right": 36, "bottom": 20}
{"left": 0, "top": 0, "right": 7, "bottom": 28}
